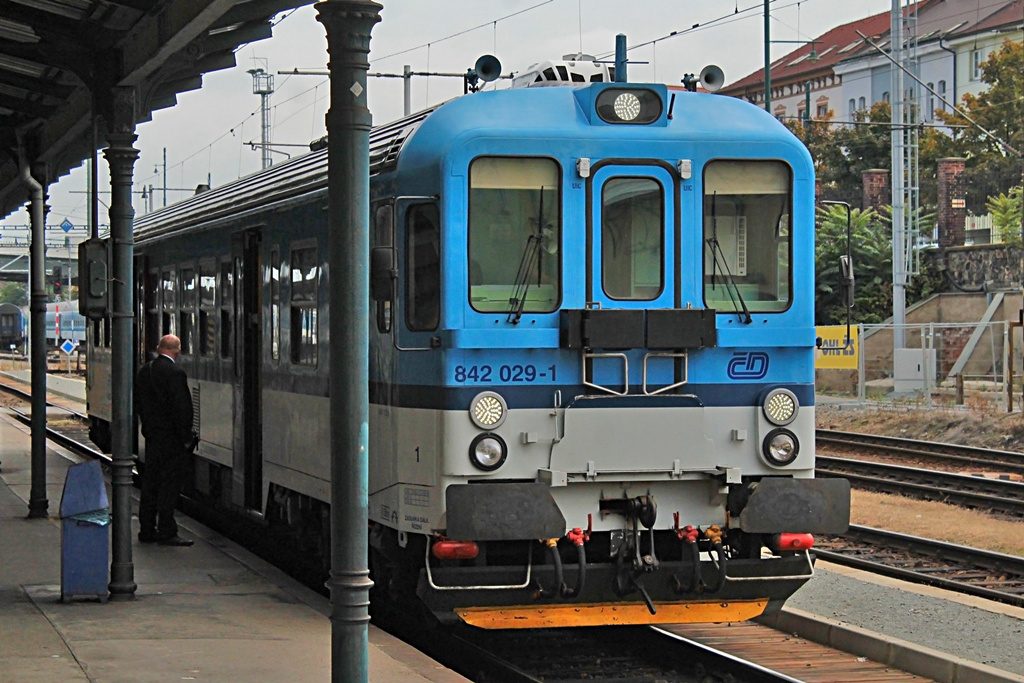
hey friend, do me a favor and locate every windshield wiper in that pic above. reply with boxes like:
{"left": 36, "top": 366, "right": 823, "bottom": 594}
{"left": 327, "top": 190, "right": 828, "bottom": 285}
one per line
{"left": 706, "top": 191, "right": 752, "bottom": 325}
{"left": 507, "top": 188, "right": 547, "bottom": 324}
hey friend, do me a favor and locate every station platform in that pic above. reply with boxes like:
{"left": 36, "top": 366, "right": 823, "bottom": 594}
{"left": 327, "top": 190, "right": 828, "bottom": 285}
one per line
{"left": 0, "top": 411, "right": 467, "bottom": 683}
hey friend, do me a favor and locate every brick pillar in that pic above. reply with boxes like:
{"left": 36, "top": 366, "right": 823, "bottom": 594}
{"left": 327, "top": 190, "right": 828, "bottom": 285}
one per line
{"left": 937, "top": 157, "right": 967, "bottom": 247}
{"left": 861, "top": 168, "right": 890, "bottom": 210}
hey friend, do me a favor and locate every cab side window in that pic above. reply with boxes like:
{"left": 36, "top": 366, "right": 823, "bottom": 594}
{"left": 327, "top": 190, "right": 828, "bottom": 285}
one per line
{"left": 405, "top": 204, "right": 440, "bottom": 332}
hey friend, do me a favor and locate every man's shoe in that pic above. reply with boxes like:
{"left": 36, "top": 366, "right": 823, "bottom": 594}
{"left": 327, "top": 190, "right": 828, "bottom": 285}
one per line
{"left": 138, "top": 533, "right": 157, "bottom": 543}
{"left": 156, "top": 535, "right": 194, "bottom": 547}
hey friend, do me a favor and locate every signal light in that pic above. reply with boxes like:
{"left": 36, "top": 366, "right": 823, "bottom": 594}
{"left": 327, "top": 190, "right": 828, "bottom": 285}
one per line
{"left": 432, "top": 539, "right": 480, "bottom": 560}
{"left": 771, "top": 533, "right": 815, "bottom": 552}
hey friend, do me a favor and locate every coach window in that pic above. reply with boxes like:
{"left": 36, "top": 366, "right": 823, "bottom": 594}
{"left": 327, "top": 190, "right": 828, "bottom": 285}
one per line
{"left": 270, "top": 249, "right": 280, "bottom": 361}
{"left": 199, "top": 262, "right": 216, "bottom": 357}
{"left": 145, "top": 269, "right": 158, "bottom": 353}
{"left": 601, "top": 177, "right": 663, "bottom": 300}
{"left": 468, "top": 157, "right": 560, "bottom": 313}
{"left": 220, "top": 259, "right": 233, "bottom": 359}
{"left": 161, "top": 269, "right": 176, "bottom": 335}
{"left": 406, "top": 204, "right": 440, "bottom": 331}
{"left": 179, "top": 267, "right": 196, "bottom": 354}
{"left": 703, "top": 160, "right": 791, "bottom": 313}
{"left": 290, "top": 246, "right": 318, "bottom": 365}
{"left": 373, "top": 203, "right": 393, "bottom": 334}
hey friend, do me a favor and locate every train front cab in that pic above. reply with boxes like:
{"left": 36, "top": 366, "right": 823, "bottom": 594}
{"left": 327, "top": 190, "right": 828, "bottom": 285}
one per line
{"left": 368, "top": 83, "right": 850, "bottom": 629}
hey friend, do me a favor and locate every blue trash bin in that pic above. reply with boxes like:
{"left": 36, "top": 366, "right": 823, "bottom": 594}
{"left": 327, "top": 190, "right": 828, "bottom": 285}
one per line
{"left": 59, "top": 460, "right": 110, "bottom": 603}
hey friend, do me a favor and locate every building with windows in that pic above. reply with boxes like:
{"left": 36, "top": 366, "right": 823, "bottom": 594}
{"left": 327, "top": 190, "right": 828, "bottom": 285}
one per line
{"left": 719, "top": 8, "right": 894, "bottom": 122}
{"left": 721, "top": 0, "right": 1022, "bottom": 126}
{"left": 833, "top": 0, "right": 1021, "bottom": 124}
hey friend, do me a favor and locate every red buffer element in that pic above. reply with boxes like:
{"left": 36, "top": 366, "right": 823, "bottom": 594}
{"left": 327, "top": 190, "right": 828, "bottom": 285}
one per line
{"left": 771, "top": 533, "right": 815, "bottom": 552}
{"left": 432, "top": 539, "right": 480, "bottom": 560}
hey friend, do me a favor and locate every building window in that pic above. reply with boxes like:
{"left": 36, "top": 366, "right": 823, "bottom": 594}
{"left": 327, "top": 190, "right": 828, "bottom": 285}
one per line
{"left": 858, "top": 96, "right": 866, "bottom": 110}
{"left": 926, "top": 83, "right": 935, "bottom": 121}
{"left": 971, "top": 48, "right": 985, "bottom": 80}
{"left": 882, "top": 91, "right": 889, "bottom": 103}
{"left": 938, "top": 80, "right": 947, "bottom": 110}
{"left": 816, "top": 104, "right": 828, "bottom": 117}
{"left": 290, "top": 246, "right": 318, "bottom": 365}
{"left": 848, "top": 99, "right": 856, "bottom": 117}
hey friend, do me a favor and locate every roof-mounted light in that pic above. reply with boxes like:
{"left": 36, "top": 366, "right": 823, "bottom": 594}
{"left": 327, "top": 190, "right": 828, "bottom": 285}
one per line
{"left": 595, "top": 87, "right": 662, "bottom": 125}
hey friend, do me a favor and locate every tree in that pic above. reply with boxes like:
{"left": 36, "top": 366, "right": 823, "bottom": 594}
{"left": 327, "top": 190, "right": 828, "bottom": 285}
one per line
{"left": 0, "top": 282, "right": 26, "bottom": 306}
{"left": 815, "top": 205, "right": 892, "bottom": 325}
{"left": 815, "top": 204, "right": 941, "bottom": 325}
{"left": 986, "top": 186, "right": 1023, "bottom": 248}
{"left": 936, "top": 39, "right": 1024, "bottom": 211}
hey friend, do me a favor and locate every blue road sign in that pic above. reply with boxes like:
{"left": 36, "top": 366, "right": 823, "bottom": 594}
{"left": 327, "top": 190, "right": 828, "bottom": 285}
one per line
{"left": 60, "top": 339, "right": 77, "bottom": 355}
{"left": 60, "top": 219, "right": 73, "bottom": 233}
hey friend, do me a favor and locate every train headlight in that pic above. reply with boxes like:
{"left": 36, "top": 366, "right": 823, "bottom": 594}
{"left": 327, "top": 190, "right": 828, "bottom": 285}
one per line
{"left": 762, "top": 388, "right": 798, "bottom": 426}
{"left": 613, "top": 92, "right": 641, "bottom": 120}
{"left": 469, "top": 391, "right": 507, "bottom": 429}
{"left": 595, "top": 87, "right": 663, "bottom": 124}
{"left": 762, "top": 428, "right": 799, "bottom": 466}
{"left": 469, "top": 433, "right": 507, "bottom": 471}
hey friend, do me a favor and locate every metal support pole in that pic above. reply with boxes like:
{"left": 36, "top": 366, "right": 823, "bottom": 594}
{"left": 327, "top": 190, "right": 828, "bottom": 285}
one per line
{"left": 162, "top": 147, "right": 168, "bottom": 208}
{"left": 18, "top": 142, "right": 48, "bottom": 519}
{"left": 763, "top": 0, "right": 771, "bottom": 112}
{"left": 316, "top": 2, "right": 381, "bottom": 680}
{"left": 891, "top": 0, "right": 907, "bottom": 351}
{"left": 105, "top": 86, "right": 140, "bottom": 599}
{"left": 857, "top": 324, "right": 866, "bottom": 402}
{"left": 614, "top": 34, "right": 627, "bottom": 83}
{"left": 403, "top": 64, "right": 411, "bottom": 117}
{"left": 803, "top": 81, "right": 811, "bottom": 127}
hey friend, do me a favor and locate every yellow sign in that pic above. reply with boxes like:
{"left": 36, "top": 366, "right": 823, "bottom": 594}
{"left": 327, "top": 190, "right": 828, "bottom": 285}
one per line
{"left": 815, "top": 325, "right": 859, "bottom": 369}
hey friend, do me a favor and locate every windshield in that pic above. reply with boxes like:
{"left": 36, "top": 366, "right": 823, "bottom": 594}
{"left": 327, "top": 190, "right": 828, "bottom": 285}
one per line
{"left": 703, "top": 160, "right": 791, "bottom": 313}
{"left": 468, "top": 157, "right": 560, "bottom": 314}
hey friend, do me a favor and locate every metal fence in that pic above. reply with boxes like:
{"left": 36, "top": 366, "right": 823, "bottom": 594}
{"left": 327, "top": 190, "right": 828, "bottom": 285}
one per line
{"left": 816, "top": 321, "right": 1024, "bottom": 412}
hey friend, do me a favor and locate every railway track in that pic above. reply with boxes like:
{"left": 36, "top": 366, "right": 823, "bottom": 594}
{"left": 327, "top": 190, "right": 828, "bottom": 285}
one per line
{"left": 822, "top": 525, "right": 1024, "bottom": 608}
{"left": 0, "top": 379, "right": 105, "bottom": 465}
{"left": 817, "top": 455, "right": 1024, "bottom": 518}
{"left": 392, "top": 618, "right": 930, "bottom": 683}
{"left": 817, "top": 429, "right": 1024, "bottom": 478}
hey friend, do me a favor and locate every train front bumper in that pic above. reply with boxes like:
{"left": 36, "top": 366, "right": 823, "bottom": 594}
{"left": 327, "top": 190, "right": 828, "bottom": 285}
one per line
{"left": 420, "top": 551, "right": 815, "bottom": 628}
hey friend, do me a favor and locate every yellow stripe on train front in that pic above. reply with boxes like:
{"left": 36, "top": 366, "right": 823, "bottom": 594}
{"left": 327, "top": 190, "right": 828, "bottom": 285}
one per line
{"left": 455, "top": 600, "right": 768, "bottom": 629}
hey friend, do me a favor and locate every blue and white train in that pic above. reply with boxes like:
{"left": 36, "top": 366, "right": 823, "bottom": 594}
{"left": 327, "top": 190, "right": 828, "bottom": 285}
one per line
{"left": 0, "top": 301, "right": 86, "bottom": 349}
{"left": 87, "top": 56, "right": 849, "bottom": 629}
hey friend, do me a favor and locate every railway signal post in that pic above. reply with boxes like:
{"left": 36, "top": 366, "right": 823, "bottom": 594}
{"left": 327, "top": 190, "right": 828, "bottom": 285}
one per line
{"left": 316, "top": 1, "right": 382, "bottom": 680}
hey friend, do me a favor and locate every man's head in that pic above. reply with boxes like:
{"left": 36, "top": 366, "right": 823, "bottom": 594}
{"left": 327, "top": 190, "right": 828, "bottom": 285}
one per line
{"left": 157, "top": 334, "right": 182, "bottom": 359}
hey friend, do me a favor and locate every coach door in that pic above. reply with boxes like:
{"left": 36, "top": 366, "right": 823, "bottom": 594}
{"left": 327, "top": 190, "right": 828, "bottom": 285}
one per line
{"left": 588, "top": 165, "right": 676, "bottom": 390}
{"left": 233, "top": 229, "right": 263, "bottom": 514}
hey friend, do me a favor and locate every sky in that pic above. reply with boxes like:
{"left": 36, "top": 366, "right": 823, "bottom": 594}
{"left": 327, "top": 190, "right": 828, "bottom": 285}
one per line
{"left": 0, "top": 0, "right": 894, "bottom": 232}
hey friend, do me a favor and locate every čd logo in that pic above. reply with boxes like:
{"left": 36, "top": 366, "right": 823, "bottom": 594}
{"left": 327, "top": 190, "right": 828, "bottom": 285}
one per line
{"left": 727, "top": 352, "right": 769, "bottom": 380}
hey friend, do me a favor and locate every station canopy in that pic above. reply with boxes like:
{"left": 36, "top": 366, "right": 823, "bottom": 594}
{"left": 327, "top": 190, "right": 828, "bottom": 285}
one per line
{"left": 0, "top": 0, "right": 313, "bottom": 221}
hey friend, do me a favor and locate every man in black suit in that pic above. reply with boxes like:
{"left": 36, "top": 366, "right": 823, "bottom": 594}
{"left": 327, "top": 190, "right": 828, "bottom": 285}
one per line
{"left": 135, "top": 334, "right": 196, "bottom": 546}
